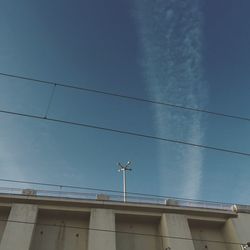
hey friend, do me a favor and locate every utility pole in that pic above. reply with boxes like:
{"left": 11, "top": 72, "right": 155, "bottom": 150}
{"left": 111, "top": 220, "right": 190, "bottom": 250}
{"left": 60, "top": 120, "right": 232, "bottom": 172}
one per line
{"left": 118, "top": 161, "right": 132, "bottom": 202}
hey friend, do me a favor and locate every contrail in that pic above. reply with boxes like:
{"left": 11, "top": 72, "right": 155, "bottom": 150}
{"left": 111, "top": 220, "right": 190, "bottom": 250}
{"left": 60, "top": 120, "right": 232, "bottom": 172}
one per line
{"left": 134, "top": 0, "right": 207, "bottom": 198}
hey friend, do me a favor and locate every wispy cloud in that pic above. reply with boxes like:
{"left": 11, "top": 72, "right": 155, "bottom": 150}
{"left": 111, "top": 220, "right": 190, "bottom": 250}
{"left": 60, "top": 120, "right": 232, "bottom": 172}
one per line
{"left": 134, "top": 0, "right": 207, "bottom": 198}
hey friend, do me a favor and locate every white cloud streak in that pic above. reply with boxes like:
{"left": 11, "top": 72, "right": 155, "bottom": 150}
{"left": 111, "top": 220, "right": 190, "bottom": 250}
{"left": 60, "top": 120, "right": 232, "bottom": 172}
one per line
{"left": 134, "top": 0, "right": 207, "bottom": 198}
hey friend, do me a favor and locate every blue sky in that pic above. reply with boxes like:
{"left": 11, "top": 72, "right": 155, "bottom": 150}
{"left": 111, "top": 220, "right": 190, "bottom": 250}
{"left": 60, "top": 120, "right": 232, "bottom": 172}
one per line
{"left": 0, "top": 0, "right": 250, "bottom": 204}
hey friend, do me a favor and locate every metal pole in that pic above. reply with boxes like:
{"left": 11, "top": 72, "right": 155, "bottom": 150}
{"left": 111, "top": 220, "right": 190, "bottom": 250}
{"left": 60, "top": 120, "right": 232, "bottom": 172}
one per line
{"left": 123, "top": 169, "right": 126, "bottom": 202}
{"left": 117, "top": 161, "right": 132, "bottom": 203}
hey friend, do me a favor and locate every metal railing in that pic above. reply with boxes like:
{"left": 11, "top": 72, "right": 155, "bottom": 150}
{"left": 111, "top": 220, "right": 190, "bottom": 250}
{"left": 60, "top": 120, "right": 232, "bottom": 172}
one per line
{"left": 0, "top": 178, "right": 249, "bottom": 212}
{"left": 0, "top": 184, "right": 238, "bottom": 212}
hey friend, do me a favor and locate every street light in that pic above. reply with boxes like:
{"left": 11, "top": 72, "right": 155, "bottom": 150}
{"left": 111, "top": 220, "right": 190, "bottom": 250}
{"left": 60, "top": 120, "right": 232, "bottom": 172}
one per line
{"left": 118, "top": 161, "right": 132, "bottom": 202}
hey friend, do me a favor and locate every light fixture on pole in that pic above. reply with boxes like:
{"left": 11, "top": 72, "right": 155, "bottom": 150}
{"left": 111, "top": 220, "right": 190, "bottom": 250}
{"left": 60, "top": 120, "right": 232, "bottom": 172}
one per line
{"left": 118, "top": 161, "right": 132, "bottom": 202}
{"left": 241, "top": 243, "right": 250, "bottom": 250}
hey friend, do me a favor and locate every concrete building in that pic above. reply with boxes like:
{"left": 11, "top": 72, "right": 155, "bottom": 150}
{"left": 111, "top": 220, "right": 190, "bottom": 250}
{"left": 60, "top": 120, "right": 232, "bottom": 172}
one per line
{"left": 0, "top": 190, "right": 249, "bottom": 250}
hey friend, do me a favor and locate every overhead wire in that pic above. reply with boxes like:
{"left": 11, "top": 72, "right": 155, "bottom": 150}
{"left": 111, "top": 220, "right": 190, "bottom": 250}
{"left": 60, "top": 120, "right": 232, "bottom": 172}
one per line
{"left": 0, "top": 56, "right": 248, "bottom": 249}
{"left": 0, "top": 108, "right": 250, "bottom": 157}
{"left": 1, "top": 71, "right": 250, "bottom": 122}
{"left": 0, "top": 72, "right": 249, "bottom": 216}
{"left": 0, "top": 218, "right": 244, "bottom": 246}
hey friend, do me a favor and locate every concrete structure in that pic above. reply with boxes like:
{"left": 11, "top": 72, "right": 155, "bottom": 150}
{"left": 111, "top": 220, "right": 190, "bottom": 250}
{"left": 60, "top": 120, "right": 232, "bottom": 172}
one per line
{"left": 0, "top": 191, "right": 249, "bottom": 250}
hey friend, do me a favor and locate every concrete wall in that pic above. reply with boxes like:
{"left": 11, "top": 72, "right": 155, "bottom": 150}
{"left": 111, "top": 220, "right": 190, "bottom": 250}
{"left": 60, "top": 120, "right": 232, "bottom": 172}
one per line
{"left": 0, "top": 208, "right": 10, "bottom": 244}
{"left": 88, "top": 208, "right": 116, "bottom": 250}
{"left": 0, "top": 197, "right": 248, "bottom": 250}
{"left": 222, "top": 219, "right": 241, "bottom": 250}
{"left": 222, "top": 213, "right": 250, "bottom": 250}
{"left": 160, "top": 214, "right": 195, "bottom": 250}
{"left": 189, "top": 220, "right": 228, "bottom": 250}
{"left": 231, "top": 213, "right": 250, "bottom": 244}
{"left": 0, "top": 204, "right": 38, "bottom": 250}
{"left": 30, "top": 210, "right": 89, "bottom": 250}
{"left": 116, "top": 214, "right": 161, "bottom": 250}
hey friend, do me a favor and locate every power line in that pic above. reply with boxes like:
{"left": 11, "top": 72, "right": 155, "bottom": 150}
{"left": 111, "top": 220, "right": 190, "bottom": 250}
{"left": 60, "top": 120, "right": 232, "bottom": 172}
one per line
{"left": 0, "top": 178, "right": 234, "bottom": 206}
{"left": 1, "top": 72, "right": 250, "bottom": 122}
{"left": 1, "top": 108, "right": 250, "bottom": 157}
{"left": 0, "top": 218, "right": 243, "bottom": 246}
